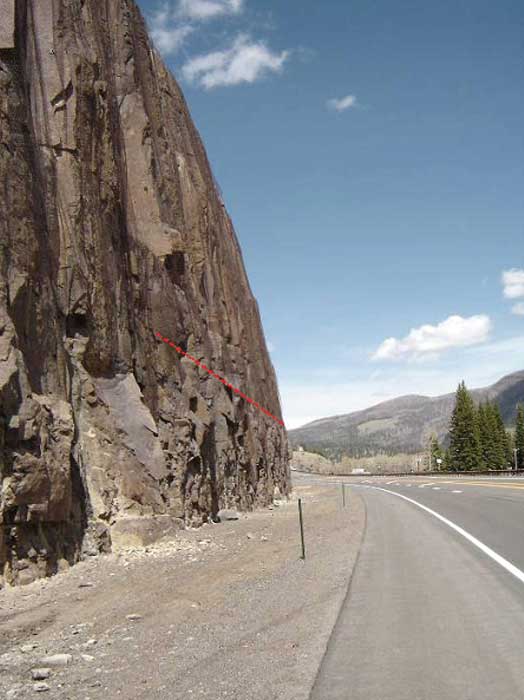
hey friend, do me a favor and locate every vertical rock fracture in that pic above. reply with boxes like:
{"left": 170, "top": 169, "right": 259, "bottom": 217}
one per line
{"left": 0, "top": 0, "right": 289, "bottom": 586}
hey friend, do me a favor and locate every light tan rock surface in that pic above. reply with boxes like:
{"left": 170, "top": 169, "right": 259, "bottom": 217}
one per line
{"left": 291, "top": 449, "right": 335, "bottom": 473}
{"left": 0, "top": 0, "right": 289, "bottom": 586}
{"left": 0, "top": 1, "right": 15, "bottom": 49}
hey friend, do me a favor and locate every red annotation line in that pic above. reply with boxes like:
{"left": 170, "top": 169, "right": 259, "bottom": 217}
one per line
{"left": 155, "top": 331, "right": 285, "bottom": 427}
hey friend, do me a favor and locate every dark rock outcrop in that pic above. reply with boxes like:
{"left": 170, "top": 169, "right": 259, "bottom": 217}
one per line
{"left": 0, "top": 0, "right": 289, "bottom": 586}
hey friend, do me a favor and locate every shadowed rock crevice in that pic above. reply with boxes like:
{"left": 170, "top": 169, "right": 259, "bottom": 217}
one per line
{"left": 0, "top": 0, "right": 289, "bottom": 586}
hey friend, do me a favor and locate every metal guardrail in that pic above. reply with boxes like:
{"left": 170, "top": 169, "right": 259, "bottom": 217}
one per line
{"left": 291, "top": 467, "right": 524, "bottom": 479}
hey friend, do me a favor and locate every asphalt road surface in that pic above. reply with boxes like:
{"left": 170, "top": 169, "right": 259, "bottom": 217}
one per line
{"left": 308, "top": 475, "right": 524, "bottom": 700}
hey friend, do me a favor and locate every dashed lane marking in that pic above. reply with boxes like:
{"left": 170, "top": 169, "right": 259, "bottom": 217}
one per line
{"left": 435, "top": 481, "right": 524, "bottom": 492}
{"left": 373, "top": 487, "right": 524, "bottom": 586}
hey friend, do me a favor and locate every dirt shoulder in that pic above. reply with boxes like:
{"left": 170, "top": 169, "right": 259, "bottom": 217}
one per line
{"left": 0, "top": 477, "right": 365, "bottom": 700}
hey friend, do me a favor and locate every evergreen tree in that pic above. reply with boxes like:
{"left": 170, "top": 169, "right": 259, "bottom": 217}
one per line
{"left": 476, "top": 402, "right": 509, "bottom": 470}
{"left": 477, "top": 403, "right": 491, "bottom": 471}
{"left": 505, "top": 429, "right": 514, "bottom": 468}
{"left": 447, "top": 381, "right": 481, "bottom": 471}
{"left": 507, "top": 430, "right": 516, "bottom": 469}
{"left": 516, "top": 405, "right": 524, "bottom": 470}
{"left": 429, "top": 434, "right": 444, "bottom": 470}
{"left": 443, "top": 447, "right": 451, "bottom": 471}
{"left": 491, "top": 403, "right": 511, "bottom": 469}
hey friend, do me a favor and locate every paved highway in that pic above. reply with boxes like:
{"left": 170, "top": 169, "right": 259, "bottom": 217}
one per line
{"left": 307, "top": 475, "right": 524, "bottom": 700}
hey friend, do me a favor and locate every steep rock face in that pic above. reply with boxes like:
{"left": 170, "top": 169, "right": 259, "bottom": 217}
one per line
{"left": 0, "top": 0, "right": 289, "bottom": 586}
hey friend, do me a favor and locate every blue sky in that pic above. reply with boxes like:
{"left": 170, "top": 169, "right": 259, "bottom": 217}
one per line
{"left": 138, "top": 0, "right": 524, "bottom": 428}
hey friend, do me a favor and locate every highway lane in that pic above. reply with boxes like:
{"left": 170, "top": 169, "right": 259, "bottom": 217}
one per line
{"left": 309, "top": 477, "right": 524, "bottom": 700}
{"left": 370, "top": 477, "right": 524, "bottom": 574}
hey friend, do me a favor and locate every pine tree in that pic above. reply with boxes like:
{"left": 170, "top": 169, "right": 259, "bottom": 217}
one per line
{"left": 429, "top": 434, "right": 444, "bottom": 470}
{"left": 477, "top": 403, "right": 509, "bottom": 470}
{"left": 443, "top": 447, "right": 451, "bottom": 471}
{"left": 507, "top": 430, "right": 515, "bottom": 466}
{"left": 491, "top": 403, "right": 511, "bottom": 469}
{"left": 504, "top": 430, "right": 515, "bottom": 469}
{"left": 447, "top": 381, "right": 481, "bottom": 471}
{"left": 516, "top": 405, "right": 524, "bottom": 470}
{"left": 477, "top": 403, "right": 491, "bottom": 471}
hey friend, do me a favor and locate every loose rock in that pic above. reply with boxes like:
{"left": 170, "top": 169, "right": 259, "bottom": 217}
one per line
{"left": 218, "top": 510, "right": 240, "bottom": 522}
{"left": 33, "top": 683, "right": 50, "bottom": 693}
{"left": 31, "top": 669, "right": 51, "bottom": 681}
{"left": 38, "top": 654, "right": 72, "bottom": 667}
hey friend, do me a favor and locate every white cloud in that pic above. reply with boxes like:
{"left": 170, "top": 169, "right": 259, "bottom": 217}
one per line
{"left": 282, "top": 334, "right": 524, "bottom": 428}
{"left": 372, "top": 314, "right": 492, "bottom": 361}
{"left": 327, "top": 95, "right": 357, "bottom": 112}
{"left": 282, "top": 370, "right": 457, "bottom": 429}
{"left": 182, "top": 35, "right": 289, "bottom": 89}
{"left": 464, "top": 334, "right": 524, "bottom": 356}
{"left": 150, "top": 5, "right": 193, "bottom": 54}
{"left": 502, "top": 269, "right": 524, "bottom": 299}
{"left": 149, "top": 0, "right": 243, "bottom": 54}
{"left": 512, "top": 303, "right": 524, "bottom": 316}
{"left": 177, "top": 0, "right": 243, "bottom": 20}
{"left": 267, "top": 340, "right": 276, "bottom": 353}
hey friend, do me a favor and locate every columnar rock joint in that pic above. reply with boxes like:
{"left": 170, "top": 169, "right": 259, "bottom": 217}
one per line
{"left": 0, "top": 0, "right": 289, "bottom": 586}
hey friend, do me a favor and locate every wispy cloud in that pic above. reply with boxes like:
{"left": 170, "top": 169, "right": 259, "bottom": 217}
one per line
{"left": 149, "top": 0, "right": 244, "bottom": 55}
{"left": 512, "top": 303, "right": 524, "bottom": 316}
{"left": 182, "top": 34, "right": 289, "bottom": 88}
{"left": 282, "top": 334, "right": 524, "bottom": 428}
{"left": 464, "top": 334, "right": 524, "bottom": 356}
{"left": 150, "top": 4, "right": 194, "bottom": 54}
{"left": 177, "top": 0, "right": 243, "bottom": 20}
{"left": 282, "top": 368, "right": 468, "bottom": 429}
{"left": 502, "top": 268, "right": 524, "bottom": 299}
{"left": 327, "top": 95, "right": 357, "bottom": 112}
{"left": 372, "top": 314, "right": 492, "bottom": 362}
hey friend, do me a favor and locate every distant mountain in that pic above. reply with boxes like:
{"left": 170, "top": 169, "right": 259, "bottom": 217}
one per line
{"left": 288, "top": 371, "right": 524, "bottom": 459}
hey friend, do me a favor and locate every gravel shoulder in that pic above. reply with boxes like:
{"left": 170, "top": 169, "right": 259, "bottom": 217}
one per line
{"left": 0, "top": 476, "right": 365, "bottom": 700}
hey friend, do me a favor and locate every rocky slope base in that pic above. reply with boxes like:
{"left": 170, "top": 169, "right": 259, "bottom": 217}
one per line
{"left": 0, "top": 477, "right": 364, "bottom": 700}
{"left": 0, "top": 0, "right": 288, "bottom": 586}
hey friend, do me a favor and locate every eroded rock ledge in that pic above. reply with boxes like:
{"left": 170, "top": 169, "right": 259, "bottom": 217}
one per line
{"left": 0, "top": 0, "right": 289, "bottom": 586}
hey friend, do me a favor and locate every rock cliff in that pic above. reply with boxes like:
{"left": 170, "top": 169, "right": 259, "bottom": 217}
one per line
{"left": 0, "top": 0, "right": 289, "bottom": 586}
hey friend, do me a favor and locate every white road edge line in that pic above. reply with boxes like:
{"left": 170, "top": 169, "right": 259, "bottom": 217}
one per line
{"left": 373, "top": 487, "right": 524, "bottom": 585}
